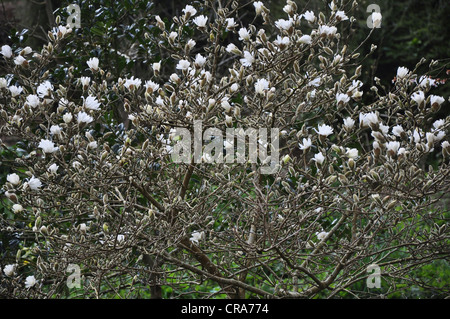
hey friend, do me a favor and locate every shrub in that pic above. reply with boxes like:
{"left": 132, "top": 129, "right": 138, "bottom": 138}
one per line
{"left": 0, "top": 0, "right": 449, "bottom": 298}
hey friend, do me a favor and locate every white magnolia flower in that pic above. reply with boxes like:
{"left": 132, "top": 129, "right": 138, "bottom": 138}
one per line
{"left": 303, "top": 11, "right": 315, "bottom": 23}
{"left": 435, "top": 131, "right": 445, "bottom": 142}
{"left": 26, "top": 94, "right": 40, "bottom": 108}
{"left": 432, "top": 119, "right": 445, "bottom": 130}
{"left": 9, "top": 85, "right": 23, "bottom": 97}
{"left": 274, "top": 35, "right": 290, "bottom": 49}
{"left": 208, "top": 98, "right": 216, "bottom": 108}
{"left": 12, "top": 204, "right": 24, "bottom": 213}
{"left": 238, "top": 28, "right": 251, "bottom": 41}
{"left": 155, "top": 96, "right": 164, "bottom": 106}
{"left": 3, "top": 264, "right": 15, "bottom": 277}
{"left": 275, "top": 18, "right": 293, "bottom": 30}
{"left": 317, "top": 231, "right": 329, "bottom": 240}
{"left": 25, "top": 275, "right": 37, "bottom": 288}
{"left": 319, "top": 25, "right": 337, "bottom": 37}
{"left": 28, "top": 176, "right": 42, "bottom": 190}
{"left": 182, "top": 4, "right": 197, "bottom": 18}
{"left": 152, "top": 61, "right": 161, "bottom": 72}
{"left": 39, "top": 139, "right": 58, "bottom": 153}
{"left": 345, "top": 148, "right": 359, "bottom": 159}
{"left": 359, "top": 112, "right": 379, "bottom": 127}
{"left": 313, "top": 152, "right": 325, "bottom": 165}
{"left": 86, "top": 57, "right": 99, "bottom": 71}
{"left": 225, "top": 115, "right": 233, "bottom": 126}
{"left": 335, "top": 10, "right": 348, "bottom": 21}
{"left": 254, "top": 78, "right": 269, "bottom": 95}
{"left": 365, "top": 112, "right": 379, "bottom": 126}
{"left": 63, "top": 113, "right": 73, "bottom": 123}
{"left": 176, "top": 59, "right": 190, "bottom": 70}
{"left": 396, "top": 66, "right": 409, "bottom": 78}
{"left": 193, "top": 15, "right": 208, "bottom": 28}
{"left": 333, "top": 54, "right": 343, "bottom": 65}
{"left": 373, "top": 140, "right": 381, "bottom": 151}
{"left": 343, "top": 117, "right": 355, "bottom": 130}
{"left": 168, "top": 31, "right": 177, "bottom": 42}
{"left": 307, "top": 76, "right": 321, "bottom": 87}
{"left": 37, "top": 81, "right": 54, "bottom": 99}
{"left": 411, "top": 91, "right": 425, "bottom": 105}
{"left": 426, "top": 132, "right": 437, "bottom": 145}
{"left": 88, "top": 141, "right": 98, "bottom": 149}
{"left": 0, "top": 77, "right": 7, "bottom": 88}
{"left": 117, "top": 234, "right": 125, "bottom": 243}
{"left": 379, "top": 123, "right": 389, "bottom": 135}
{"left": 145, "top": 80, "right": 160, "bottom": 93}
{"left": 348, "top": 80, "right": 363, "bottom": 97}
{"left": 225, "top": 18, "right": 237, "bottom": 30}
{"left": 14, "top": 55, "right": 27, "bottom": 66}
{"left": 253, "top": 1, "right": 264, "bottom": 15}
{"left": 240, "top": 50, "right": 255, "bottom": 67}
{"left": 329, "top": 0, "right": 337, "bottom": 11}
{"left": 194, "top": 54, "right": 207, "bottom": 67}
{"left": 226, "top": 84, "right": 237, "bottom": 94}
{"left": 79, "top": 223, "right": 87, "bottom": 233}
{"left": 55, "top": 25, "right": 72, "bottom": 37}
{"left": 77, "top": 111, "right": 94, "bottom": 124}
{"left": 48, "top": 163, "right": 59, "bottom": 173}
{"left": 226, "top": 43, "right": 241, "bottom": 55}
{"left": 430, "top": 95, "right": 445, "bottom": 108}
{"left": 5, "top": 191, "right": 17, "bottom": 202}
{"left": 411, "top": 128, "right": 422, "bottom": 144}
{"left": 79, "top": 76, "right": 91, "bottom": 88}
{"left": 1, "top": 45, "right": 13, "bottom": 58}
{"left": 72, "top": 161, "right": 82, "bottom": 170}
{"left": 283, "top": 4, "right": 294, "bottom": 15}
{"left": 336, "top": 93, "right": 350, "bottom": 105}
{"left": 298, "top": 137, "right": 312, "bottom": 150}
{"left": 392, "top": 125, "right": 404, "bottom": 137}
{"left": 442, "top": 141, "right": 450, "bottom": 149}
{"left": 371, "top": 12, "right": 382, "bottom": 27}
{"left": 418, "top": 75, "right": 436, "bottom": 88}
{"left": 12, "top": 115, "right": 22, "bottom": 126}
{"left": 21, "top": 46, "right": 32, "bottom": 55}
{"left": 298, "top": 34, "right": 312, "bottom": 44}
{"left": 50, "top": 125, "right": 62, "bottom": 136}
{"left": 386, "top": 141, "right": 400, "bottom": 156}
{"left": 190, "top": 231, "right": 204, "bottom": 244}
{"left": 7, "top": 173, "right": 20, "bottom": 185}
{"left": 83, "top": 95, "right": 101, "bottom": 110}
{"left": 186, "top": 39, "right": 196, "bottom": 50}
{"left": 123, "top": 77, "right": 142, "bottom": 91}
{"left": 57, "top": 98, "right": 68, "bottom": 110}
{"left": 316, "top": 124, "right": 334, "bottom": 137}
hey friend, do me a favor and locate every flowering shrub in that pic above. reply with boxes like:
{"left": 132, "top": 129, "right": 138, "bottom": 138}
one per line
{"left": 0, "top": 0, "right": 449, "bottom": 298}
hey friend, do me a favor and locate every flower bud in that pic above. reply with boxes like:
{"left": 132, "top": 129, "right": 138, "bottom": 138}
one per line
{"left": 348, "top": 158, "right": 355, "bottom": 170}
{"left": 39, "top": 225, "right": 48, "bottom": 235}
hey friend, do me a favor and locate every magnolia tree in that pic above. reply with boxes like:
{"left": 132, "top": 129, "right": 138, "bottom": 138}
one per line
{"left": 0, "top": 0, "right": 449, "bottom": 299}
